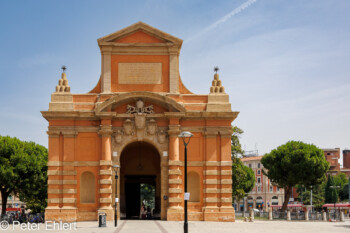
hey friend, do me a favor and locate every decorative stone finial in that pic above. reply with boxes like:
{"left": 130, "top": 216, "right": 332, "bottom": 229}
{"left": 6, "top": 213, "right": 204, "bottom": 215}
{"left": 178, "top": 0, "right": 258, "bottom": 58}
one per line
{"left": 210, "top": 66, "right": 225, "bottom": 93}
{"left": 55, "top": 66, "right": 71, "bottom": 93}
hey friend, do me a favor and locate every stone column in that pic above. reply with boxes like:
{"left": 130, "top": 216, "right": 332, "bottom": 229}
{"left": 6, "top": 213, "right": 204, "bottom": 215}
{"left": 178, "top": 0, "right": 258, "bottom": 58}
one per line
{"left": 287, "top": 209, "right": 291, "bottom": 221}
{"left": 249, "top": 208, "right": 254, "bottom": 221}
{"left": 305, "top": 209, "right": 309, "bottom": 221}
{"left": 268, "top": 207, "right": 273, "bottom": 220}
{"left": 167, "top": 123, "right": 183, "bottom": 221}
{"left": 322, "top": 210, "right": 327, "bottom": 221}
{"left": 98, "top": 120, "right": 114, "bottom": 220}
{"left": 340, "top": 209, "right": 345, "bottom": 222}
{"left": 60, "top": 130, "right": 78, "bottom": 222}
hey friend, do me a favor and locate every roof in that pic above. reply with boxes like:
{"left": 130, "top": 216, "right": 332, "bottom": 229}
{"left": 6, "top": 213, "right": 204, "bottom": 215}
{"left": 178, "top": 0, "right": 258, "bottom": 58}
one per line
{"left": 271, "top": 204, "right": 304, "bottom": 208}
{"left": 322, "top": 203, "right": 350, "bottom": 208}
{"left": 241, "top": 156, "right": 263, "bottom": 162}
{"left": 322, "top": 148, "right": 340, "bottom": 152}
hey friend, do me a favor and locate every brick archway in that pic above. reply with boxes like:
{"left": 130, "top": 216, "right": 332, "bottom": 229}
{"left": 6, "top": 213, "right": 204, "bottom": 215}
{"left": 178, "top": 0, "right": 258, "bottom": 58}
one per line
{"left": 119, "top": 141, "right": 161, "bottom": 219}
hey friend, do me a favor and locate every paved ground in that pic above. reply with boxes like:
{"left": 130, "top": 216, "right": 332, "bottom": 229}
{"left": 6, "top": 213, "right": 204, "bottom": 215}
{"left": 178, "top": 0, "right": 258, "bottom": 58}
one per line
{"left": 2, "top": 219, "right": 350, "bottom": 233}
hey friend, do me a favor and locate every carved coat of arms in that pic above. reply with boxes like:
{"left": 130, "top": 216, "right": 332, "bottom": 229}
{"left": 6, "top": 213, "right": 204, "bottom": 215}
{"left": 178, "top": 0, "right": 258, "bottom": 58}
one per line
{"left": 126, "top": 99, "right": 154, "bottom": 114}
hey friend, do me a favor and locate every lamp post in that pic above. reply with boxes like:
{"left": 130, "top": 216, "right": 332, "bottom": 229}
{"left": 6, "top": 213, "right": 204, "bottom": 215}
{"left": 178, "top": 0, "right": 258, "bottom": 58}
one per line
{"left": 178, "top": 131, "right": 193, "bottom": 233}
{"left": 113, "top": 165, "right": 120, "bottom": 227}
{"left": 310, "top": 186, "right": 313, "bottom": 213}
{"left": 329, "top": 185, "right": 340, "bottom": 221}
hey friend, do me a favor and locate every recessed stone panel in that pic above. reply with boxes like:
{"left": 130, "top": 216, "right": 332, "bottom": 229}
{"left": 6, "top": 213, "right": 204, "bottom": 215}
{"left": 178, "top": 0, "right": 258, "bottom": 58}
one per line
{"left": 118, "top": 63, "right": 162, "bottom": 84}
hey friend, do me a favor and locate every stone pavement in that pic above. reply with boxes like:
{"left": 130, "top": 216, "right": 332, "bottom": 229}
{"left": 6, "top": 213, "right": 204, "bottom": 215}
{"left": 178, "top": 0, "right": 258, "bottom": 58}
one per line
{"left": 2, "top": 220, "right": 350, "bottom": 233}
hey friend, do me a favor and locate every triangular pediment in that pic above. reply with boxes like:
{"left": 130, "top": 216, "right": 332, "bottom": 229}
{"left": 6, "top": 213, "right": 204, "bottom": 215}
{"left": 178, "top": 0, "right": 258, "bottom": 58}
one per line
{"left": 114, "top": 30, "right": 165, "bottom": 43}
{"left": 98, "top": 21, "right": 182, "bottom": 46}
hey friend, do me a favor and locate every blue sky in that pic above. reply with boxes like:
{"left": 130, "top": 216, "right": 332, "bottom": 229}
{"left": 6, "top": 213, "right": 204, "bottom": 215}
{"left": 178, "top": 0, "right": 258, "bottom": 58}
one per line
{"left": 0, "top": 0, "right": 349, "bottom": 163}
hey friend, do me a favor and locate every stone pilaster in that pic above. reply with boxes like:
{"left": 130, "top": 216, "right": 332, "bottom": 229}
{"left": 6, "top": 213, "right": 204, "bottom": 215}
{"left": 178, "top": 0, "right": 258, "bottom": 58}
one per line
{"left": 101, "top": 46, "right": 112, "bottom": 93}
{"left": 98, "top": 121, "right": 114, "bottom": 220}
{"left": 60, "top": 130, "right": 78, "bottom": 222}
{"left": 169, "top": 48, "right": 179, "bottom": 93}
{"left": 46, "top": 130, "right": 61, "bottom": 211}
{"left": 203, "top": 129, "right": 219, "bottom": 218}
{"left": 167, "top": 124, "right": 183, "bottom": 221}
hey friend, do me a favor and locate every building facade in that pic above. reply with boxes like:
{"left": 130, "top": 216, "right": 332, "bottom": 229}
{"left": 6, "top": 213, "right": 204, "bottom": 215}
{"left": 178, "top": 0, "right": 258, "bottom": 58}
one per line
{"left": 342, "top": 150, "right": 350, "bottom": 177}
{"left": 0, "top": 193, "right": 25, "bottom": 212}
{"left": 240, "top": 156, "right": 284, "bottom": 211}
{"left": 322, "top": 148, "right": 341, "bottom": 175}
{"left": 322, "top": 148, "right": 350, "bottom": 177}
{"left": 42, "top": 22, "right": 238, "bottom": 222}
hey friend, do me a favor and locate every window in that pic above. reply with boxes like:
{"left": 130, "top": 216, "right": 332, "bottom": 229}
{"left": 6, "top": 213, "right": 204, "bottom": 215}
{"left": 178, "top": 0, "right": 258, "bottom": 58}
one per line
{"left": 258, "top": 163, "right": 261, "bottom": 168}
{"left": 80, "top": 171, "right": 96, "bottom": 203}
{"left": 257, "top": 170, "right": 261, "bottom": 175}
{"left": 257, "top": 177, "right": 261, "bottom": 183}
{"left": 270, "top": 186, "right": 273, "bottom": 192}
{"left": 257, "top": 186, "right": 261, "bottom": 192}
{"left": 277, "top": 187, "right": 280, "bottom": 192}
{"left": 188, "top": 171, "right": 200, "bottom": 202}
{"left": 249, "top": 164, "right": 252, "bottom": 168}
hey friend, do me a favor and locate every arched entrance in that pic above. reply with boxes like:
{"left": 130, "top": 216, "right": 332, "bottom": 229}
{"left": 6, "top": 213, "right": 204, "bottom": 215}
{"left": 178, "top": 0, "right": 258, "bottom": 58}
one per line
{"left": 119, "top": 141, "right": 161, "bottom": 219}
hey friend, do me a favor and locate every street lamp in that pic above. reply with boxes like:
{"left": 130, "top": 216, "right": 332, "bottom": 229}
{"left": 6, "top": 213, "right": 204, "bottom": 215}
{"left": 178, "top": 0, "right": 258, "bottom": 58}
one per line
{"left": 329, "top": 185, "right": 340, "bottom": 221}
{"left": 310, "top": 186, "right": 313, "bottom": 213}
{"left": 113, "top": 165, "right": 120, "bottom": 227}
{"left": 178, "top": 131, "right": 193, "bottom": 233}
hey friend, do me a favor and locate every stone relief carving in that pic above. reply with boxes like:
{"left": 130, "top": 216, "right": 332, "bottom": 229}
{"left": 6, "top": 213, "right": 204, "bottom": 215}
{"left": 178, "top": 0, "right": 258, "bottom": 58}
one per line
{"left": 157, "top": 129, "right": 166, "bottom": 144}
{"left": 147, "top": 119, "right": 157, "bottom": 135}
{"left": 123, "top": 119, "right": 134, "bottom": 135}
{"left": 112, "top": 99, "right": 168, "bottom": 154}
{"left": 135, "top": 114, "right": 146, "bottom": 129}
{"left": 113, "top": 129, "right": 123, "bottom": 144}
{"left": 126, "top": 99, "right": 154, "bottom": 114}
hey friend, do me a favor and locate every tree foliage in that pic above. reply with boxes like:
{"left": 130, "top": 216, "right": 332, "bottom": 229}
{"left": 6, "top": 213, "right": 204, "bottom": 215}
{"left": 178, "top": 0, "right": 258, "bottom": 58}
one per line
{"left": 231, "top": 126, "right": 255, "bottom": 203}
{"left": 296, "top": 184, "right": 325, "bottom": 209}
{"left": 0, "top": 136, "right": 48, "bottom": 214}
{"left": 232, "top": 157, "right": 255, "bottom": 202}
{"left": 324, "top": 173, "right": 348, "bottom": 204}
{"left": 324, "top": 175, "right": 338, "bottom": 204}
{"left": 231, "top": 126, "right": 244, "bottom": 158}
{"left": 140, "top": 184, "right": 155, "bottom": 208}
{"left": 261, "top": 141, "right": 329, "bottom": 211}
{"left": 332, "top": 173, "right": 348, "bottom": 201}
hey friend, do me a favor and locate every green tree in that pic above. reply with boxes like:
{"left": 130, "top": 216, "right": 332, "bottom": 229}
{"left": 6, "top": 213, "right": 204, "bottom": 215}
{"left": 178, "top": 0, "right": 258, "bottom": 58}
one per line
{"left": 231, "top": 126, "right": 255, "bottom": 204}
{"left": 297, "top": 184, "right": 325, "bottom": 209}
{"left": 341, "top": 183, "right": 349, "bottom": 202}
{"left": 325, "top": 175, "right": 334, "bottom": 204}
{"left": 231, "top": 126, "right": 244, "bottom": 158}
{"left": 232, "top": 157, "right": 255, "bottom": 202}
{"left": 0, "top": 136, "right": 48, "bottom": 215}
{"left": 325, "top": 175, "right": 340, "bottom": 204}
{"left": 261, "top": 141, "right": 329, "bottom": 211}
{"left": 333, "top": 173, "right": 348, "bottom": 201}
{"left": 19, "top": 141, "right": 48, "bottom": 213}
{"left": 140, "top": 184, "right": 155, "bottom": 208}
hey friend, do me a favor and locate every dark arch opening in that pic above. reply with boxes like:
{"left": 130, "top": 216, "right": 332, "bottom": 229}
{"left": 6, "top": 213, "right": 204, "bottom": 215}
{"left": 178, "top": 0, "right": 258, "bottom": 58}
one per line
{"left": 119, "top": 141, "right": 161, "bottom": 220}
